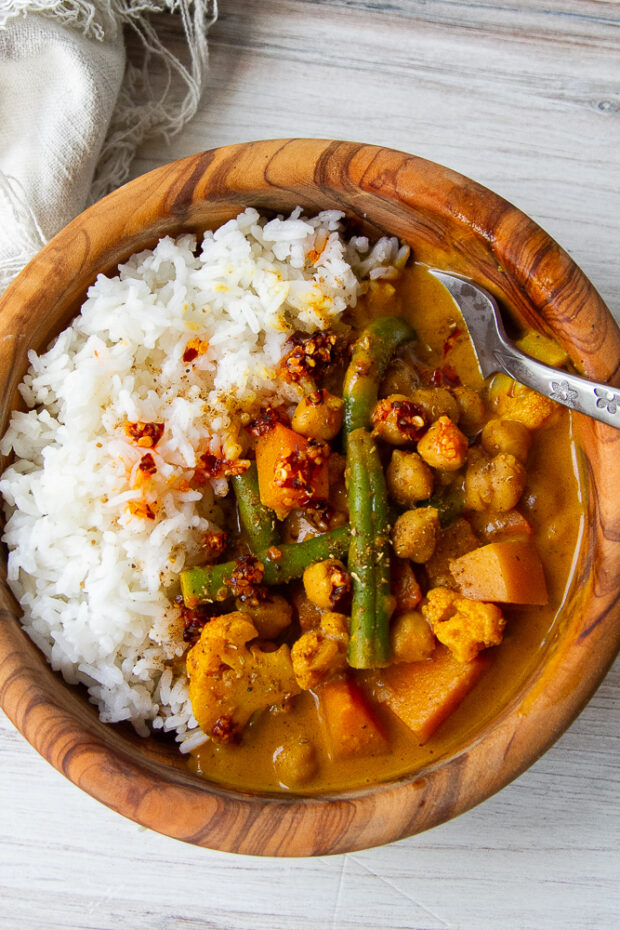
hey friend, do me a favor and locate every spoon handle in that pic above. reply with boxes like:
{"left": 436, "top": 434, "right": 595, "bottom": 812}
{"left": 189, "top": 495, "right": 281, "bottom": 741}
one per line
{"left": 492, "top": 344, "right": 620, "bottom": 429}
{"left": 429, "top": 269, "right": 620, "bottom": 430}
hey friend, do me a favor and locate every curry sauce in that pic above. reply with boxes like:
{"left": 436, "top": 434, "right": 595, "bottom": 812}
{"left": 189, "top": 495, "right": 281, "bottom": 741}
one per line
{"left": 187, "top": 264, "right": 584, "bottom": 794}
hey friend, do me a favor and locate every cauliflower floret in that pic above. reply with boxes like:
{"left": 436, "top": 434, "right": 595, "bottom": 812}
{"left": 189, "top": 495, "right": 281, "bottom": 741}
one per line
{"left": 291, "top": 612, "right": 349, "bottom": 690}
{"left": 186, "top": 611, "right": 300, "bottom": 741}
{"left": 417, "top": 416, "right": 468, "bottom": 471}
{"left": 491, "top": 378, "right": 555, "bottom": 430}
{"left": 422, "top": 587, "right": 505, "bottom": 663}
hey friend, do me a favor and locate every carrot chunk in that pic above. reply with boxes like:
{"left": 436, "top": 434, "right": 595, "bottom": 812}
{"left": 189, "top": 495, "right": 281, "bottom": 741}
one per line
{"left": 449, "top": 538, "right": 548, "bottom": 605}
{"left": 317, "top": 678, "right": 389, "bottom": 760}
{"left": 255, "top": 422, "right": 329, "bottom": 518}
{"left": 378, "top": 645, "right": 489, "bottom": 743}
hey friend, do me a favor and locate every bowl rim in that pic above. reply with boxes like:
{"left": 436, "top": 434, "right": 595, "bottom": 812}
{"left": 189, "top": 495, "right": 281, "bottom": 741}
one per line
{"left": 1, "top": 138, "right": 619, "bottom": 856}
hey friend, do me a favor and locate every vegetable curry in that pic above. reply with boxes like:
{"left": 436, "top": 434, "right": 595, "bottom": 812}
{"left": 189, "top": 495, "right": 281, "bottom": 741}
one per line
{"left": 180, "top": 262, "right": 583, "bottom": 794}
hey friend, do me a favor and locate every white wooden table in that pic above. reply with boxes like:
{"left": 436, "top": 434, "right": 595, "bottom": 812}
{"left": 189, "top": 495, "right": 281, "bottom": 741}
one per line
{"left": 2, "top": 3, "right": 619, "bottom": 928}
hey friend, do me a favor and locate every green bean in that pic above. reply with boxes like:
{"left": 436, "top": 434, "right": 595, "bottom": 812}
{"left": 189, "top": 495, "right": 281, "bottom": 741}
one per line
{"left": 180, "top": 525, "right": 352, "bottom": 606}
{"left": 231, "top": 463, "right": 279, "bottom": 552}
{"left": 346, "top": 428, "right": 392, "bottom": 669}
{"left": 343, "top": 316, "right": 415, "bottom": 437}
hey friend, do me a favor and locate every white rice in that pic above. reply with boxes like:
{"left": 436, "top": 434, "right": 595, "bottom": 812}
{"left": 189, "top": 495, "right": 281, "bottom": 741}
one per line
{"left": 0, "top": 207, "right": 407, "bottom": 749}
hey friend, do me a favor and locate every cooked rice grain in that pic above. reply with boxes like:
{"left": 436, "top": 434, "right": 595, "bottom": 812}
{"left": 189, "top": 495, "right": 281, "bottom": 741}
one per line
{"left": 0, "top": 208, "right": 404, "bottom": 743}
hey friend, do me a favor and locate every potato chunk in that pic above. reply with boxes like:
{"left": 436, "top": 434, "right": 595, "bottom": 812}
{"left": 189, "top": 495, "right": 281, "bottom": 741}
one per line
{"left": 422, "top": 587, "right": 505, "bottom": 663}
{"left": 292, "top": 389, "right": 344, "bottom": 441}
{"left": 186, "top": 612, "right": 300, "bottom": 741}
{"left": 464, "top": 450, "right": 526, "bottom": 512}
{"left": 386, "top": 449, "right": 434, "bottom": 507}
{"left": 377, "top": 644, "right": 489, "bottom": 742}
{"left": 425, "top": 518, "right": 480, "bottom": 588}
{"left": 317, "top": 678, "right": 388, "bottom": 759}
{"left": 449, "top": 539, "right": 548, "bottom": 605}
{"left": 391, "top": 610, "right": 436, "bottom": 664}
{"left": 417, "top": 416, "right": 468, "bottom": 471}
{"left": 515, "top": 330, "right": 568, "bottom": 367}
{"left": 481, "top": 418, "right": 532, "bottom": 463}
{"left": 291, "top": 612, "right": 349, "bottom": 690}
{"left": 392, "top": 507, "right": 441, "bottom": 563}
{"left": 255, "top": 422, "right": 329, "bottom": 519}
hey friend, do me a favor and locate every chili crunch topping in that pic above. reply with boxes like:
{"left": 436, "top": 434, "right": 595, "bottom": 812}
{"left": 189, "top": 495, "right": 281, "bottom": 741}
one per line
{"left": 274, "top": 439, "right": 330, "bottom": 507}
{"left": 279, "top": 331, "right": 340, "bottom": 384}
{"left": 125, "top": 421, "right": 164, "bottom": 448}
{"left": 245, "top": 404, "right": 291, "bottom": 438}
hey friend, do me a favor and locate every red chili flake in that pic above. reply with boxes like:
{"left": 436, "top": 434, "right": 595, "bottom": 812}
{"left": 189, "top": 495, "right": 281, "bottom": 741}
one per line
{"left": 394, "top": 400, "right": 427, "bottom": 439}
{"left": 138, "top": 453, "right": 157, "bottom": 474}
{"left": 266, "top": 546, "right": 283, "bottom": 562}
{"left": 305, "top": 389, "right": 326, "bottom": 407}
{"left": 127, "top": 500, "right": 156, "bottom": 520}
{"left": 428, "top": 365, "right": 462, "bottom": 388}
{"left": 212, "top": 715, "right": 239, "bottom": 744}
{"left": 226, "top": 555, "right": 265, "bottom": 601}
{"left": 179, "top": 602, "right": 213, "bottom": 645}
{"left": 274, "top": 440, "right": 329, "bottom": 506}
{"left": 304, "top": 499, "right": 337, "bottom": 532}
{"left": 442, "top": 364, "right": 462, "bottom": 387}
{"left": 279, "top": 331, "right": 340, "bottom": 384}
{"left": 125, "top": 421, "right": 164, "bottom": 448}
{"left": 443, "top": 327, "right": 463, "bottom": 356}
{"left": 183, "top": 337, "right": 210, "bottom": 363}
{"left": 328, "top": 566, "right": 352, "bottom": 609}
{"left": 245, "top": 404, "right": 291, "bottom": 438}
{"left": 194, "top": 452, "right": 251, "bottom": 482}
{"left": 371, "top": 398, "right": 427, "bottom": 441}
{"left": 203, "top": 530, "right": 226, "bottom": 560}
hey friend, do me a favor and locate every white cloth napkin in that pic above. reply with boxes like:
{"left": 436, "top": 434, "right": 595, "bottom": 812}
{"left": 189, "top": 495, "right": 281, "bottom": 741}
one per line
{"left": 0, "top": 0, "right": 216, "bottom": 294}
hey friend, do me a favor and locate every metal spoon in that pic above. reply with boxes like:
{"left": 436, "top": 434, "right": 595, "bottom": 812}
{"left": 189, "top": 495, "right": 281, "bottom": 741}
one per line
{"left": 429, "top": 270, "right": 620, "bottom": 429}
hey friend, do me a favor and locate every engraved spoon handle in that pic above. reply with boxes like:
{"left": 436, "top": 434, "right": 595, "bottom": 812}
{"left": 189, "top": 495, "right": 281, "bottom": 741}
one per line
{"left": 491, "top": 345, "right": 620, "bottom": 429}
{"left": 429, "top": 269, "right": 620, "bottom": 430}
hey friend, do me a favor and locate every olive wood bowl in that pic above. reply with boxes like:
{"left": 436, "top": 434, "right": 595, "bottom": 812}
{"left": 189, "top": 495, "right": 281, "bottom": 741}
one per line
{"left": 1, "top": 139, "right": 619, "bottom": 856}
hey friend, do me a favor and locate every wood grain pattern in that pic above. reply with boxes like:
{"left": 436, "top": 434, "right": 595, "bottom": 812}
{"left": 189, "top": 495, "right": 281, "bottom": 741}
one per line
{"left": 0, "top": 138, "right": 618, "bottom": 858}
{"left": 0, "top": 140, "right": 620, "bottom": 855}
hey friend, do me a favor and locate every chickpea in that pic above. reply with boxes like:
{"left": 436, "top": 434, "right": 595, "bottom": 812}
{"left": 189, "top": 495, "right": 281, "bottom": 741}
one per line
{"left": 417, "top": 416, "right": 468, "bottom": 471}
{"left": 303, "top": 559, "right": 351, "bottom": 610}
{"left": 273, "top": 738, "right": 318, "bottom": 788}
{"left": 464, "top": 451, "right": 527, "bottom": 512}
{"left": 391, "top": 610, "right": 436, "bottom": 663}
{"left": 370, "top": 394, "right": 426, "bottom": 446}
{"left": 452, "top": 386, "right": 486, "bottom": 436}
{"left": 380, "top": 358, "right": 420, "bottom": 397}
{"left": 235, "top": 593, "right": 292, "bottom": 639}
{"left": 410, "top": 387, "right": 460, "bottom": 425}
{"left": 386, "top": 450, "right": 434, "bottom": 507}
{"left": 481, "top": 418, "right": 532, "bottom": 463}
{"left": 292, "top": 389, "right": 344, "bottom": 441}
{"left": 392, "top": 507, "right": 441, "bottom": 563}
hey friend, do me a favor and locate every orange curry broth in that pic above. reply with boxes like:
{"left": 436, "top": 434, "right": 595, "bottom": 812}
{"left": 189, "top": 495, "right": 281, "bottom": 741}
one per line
{"left": 188, "top": 263, "right": 584, "bottom": 794}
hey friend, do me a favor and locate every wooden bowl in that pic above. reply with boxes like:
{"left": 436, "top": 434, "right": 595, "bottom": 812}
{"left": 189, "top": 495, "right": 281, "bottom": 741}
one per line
{"left": 1, "top": 139, "right": 619, "bottom": 856}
